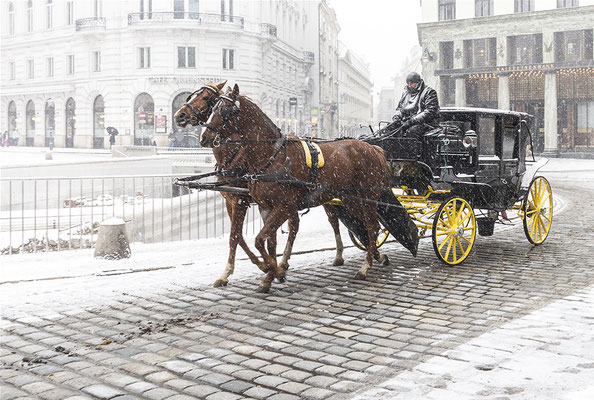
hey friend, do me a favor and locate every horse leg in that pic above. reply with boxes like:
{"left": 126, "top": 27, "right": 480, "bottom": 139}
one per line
{"left": 354, "top": 205, "right": 386, "bottom": 280}
{"left": 323, "top": 204, "right": 344, "bottom": 266}
{"left": 214, "top": 196, "right": 264, "bottom": 287}
{"left": 254, "top": 207, "right": 291, "bottom": 293}
{"left": 278, "top": 211, "right": 300, "bottom": 271}
{"left": 260, "top": 207, "right": 278, "bottom": 266}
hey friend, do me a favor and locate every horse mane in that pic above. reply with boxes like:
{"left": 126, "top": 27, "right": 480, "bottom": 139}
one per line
{"left": 238, "top": 94, "right": 282, "bottom": 137}
{"left": 204, "top": 81, "right": 225, "bottom": 95}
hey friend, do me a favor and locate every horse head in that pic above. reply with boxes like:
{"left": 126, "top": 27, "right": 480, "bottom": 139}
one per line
{"left": 200, "top": 84, "right": 242, "bottom": 148}
{"left": 174, "top": 81, "right": 226, "bottom": 128}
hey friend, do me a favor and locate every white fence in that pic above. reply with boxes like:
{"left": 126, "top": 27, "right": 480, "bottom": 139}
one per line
{"left": 0, "top": 174, "right": 262, "bottom": 254}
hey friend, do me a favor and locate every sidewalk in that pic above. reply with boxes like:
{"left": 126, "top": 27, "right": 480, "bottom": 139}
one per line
{"left": 354, "top": 285, "right": 594, "bottom": 399}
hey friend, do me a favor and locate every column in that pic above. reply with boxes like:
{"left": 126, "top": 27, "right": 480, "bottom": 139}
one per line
{"left": 498, "top": 75, "right": 510, "bottom": 110}
{"left": 543, "top": 72, "right": 558, "bottom": 156}
{"left": 455, "top": 77, "right": 466, "bottom": 107}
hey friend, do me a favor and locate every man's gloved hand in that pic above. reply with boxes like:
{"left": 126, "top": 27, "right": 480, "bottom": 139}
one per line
{"left": 401, "top": 119, "right": 413, "bottom": 130}
{"left": 392, "top": 114, "right": 402, "bottom": 124}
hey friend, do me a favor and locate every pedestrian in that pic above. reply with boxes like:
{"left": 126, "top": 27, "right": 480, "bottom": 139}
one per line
{"left": 1, "top": 131, "right": 8, "bottom": 147}
{"left": 106, "top": 126, "right": 119, "bottom": 147}
{"left": 168, "top": 130, "right": 176, "bottom": 148}
{"left": 150, "top": 136, "right": 156, "bottom": 146}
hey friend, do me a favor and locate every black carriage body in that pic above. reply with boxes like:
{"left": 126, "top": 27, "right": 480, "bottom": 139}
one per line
{"left": 384, "top": 107, "right": 533, "bottom": 211}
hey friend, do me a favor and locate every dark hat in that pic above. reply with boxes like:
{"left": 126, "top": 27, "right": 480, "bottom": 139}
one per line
{"left": 406, "top": 72, "right": 422, "bottom": 84}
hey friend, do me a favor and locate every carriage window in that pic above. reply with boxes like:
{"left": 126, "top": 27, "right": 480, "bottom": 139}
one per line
{"left": 502, "top": 127, "right": 516, "bottom": 159}
{"left": 478, "top": 116, "right": 495, "bottom": 155}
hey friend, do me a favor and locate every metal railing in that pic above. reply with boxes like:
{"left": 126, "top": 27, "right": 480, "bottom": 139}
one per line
{"left": 0, "top": 174, "right": 261, "bottom": 255}
{"left": 128, "top": 12, "right": 244, "bottom": 29}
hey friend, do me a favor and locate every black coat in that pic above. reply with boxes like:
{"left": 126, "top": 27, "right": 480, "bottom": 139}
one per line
{"left": 393, "top": 80, "right": 440, "bottom": 127}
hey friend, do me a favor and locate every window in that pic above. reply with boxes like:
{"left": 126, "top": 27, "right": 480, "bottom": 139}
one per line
{"left": 440, "top": 41, "right": 454, "bottom": 69}
{"left": 189, "top": 0, "right": 199, "bottom": 18}
{"left": 92, "top": 51, "right": 101, "bottom": 72}
{"left": 439, "top": 0, "right": 456, "bottom": 21}
{"left": 475, "top": 0, "right": 493, "bottom": 17}
{"left": 508, "top": 34, "right": 543, "bottom": 64}
{"left": 514, "top": 0, "right": 534, "bottom": 12}
{"left": 26, "top": 0, "right": 33, "bottom": 32}
{"left": 221, "top": 0, "right": 233, "bottom": 21}
{"left": 47, "top": 0, "right": 53, "bottom": 28}
{"left": 94, "top": 0, "right": 102, "bottom": 17}
{"left": 138, "top": 47, "right": 151, "bottom": 68}
{"left": 174, "top": 0, "right": 184, "bottom": 19}
{"left": 68, "top": 54, "right": 75, "bottom": 75}
{"left": 140, "top": 0, "right": 153, "bottom": 19}
{"left": 27, "top": 59, "right": 34, "bottom": 79}
{"left": 478, "top": 116, "right": 496, "bottom": 155}
{"left": 557, "top": 0, "right": 579, "bottom": 7}
{"left": 8, "top": 3, "right": 14, "bottom": 35}
{"left": 222, "top": 49, "right": 234, "bottom": 70}
{"left": 555, "top": 30, "right": 593, "bottom": 62}
{"left": 66, "top": 1, "right": 74, "bottom": 25}
{"left": 464, "top": 38, "right": 497, "bottom": 68}
{"left": 177, "top": 46, "right": 196, "bottom": 68}
{"left": 9, "top": 61, "right": 15, "bottom": 80}
{"left": 47, "top": 57, "right": 54, "bottom": 77}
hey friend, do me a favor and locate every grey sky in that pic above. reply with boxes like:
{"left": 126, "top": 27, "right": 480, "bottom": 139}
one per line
{"left": 329, "top": 0, "right": 422, "bottom": 92}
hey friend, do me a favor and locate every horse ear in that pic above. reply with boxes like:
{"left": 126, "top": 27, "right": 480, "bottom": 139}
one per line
{"left": 233, "top": 84, "right": 240, "bottom": 97}
{"left": 216, "top": 80, "right": 227, "bottom": 92}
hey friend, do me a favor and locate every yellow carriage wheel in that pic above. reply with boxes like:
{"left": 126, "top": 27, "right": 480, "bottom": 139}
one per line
{"left": 348, "top": 225, "right": 390, "bottom": 251}
{"left": 432, "top": 197, "right": 476, "bottom": 265}
{"left": 523, "top": 176, "right": 553, "bottom": 245}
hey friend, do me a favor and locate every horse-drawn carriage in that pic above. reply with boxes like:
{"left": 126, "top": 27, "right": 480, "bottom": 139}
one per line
{"left": 351, "top": 107, "right": 553, "bottom": 265}
{"left": 174, "top": 83, "right": 552, "bottom": 292}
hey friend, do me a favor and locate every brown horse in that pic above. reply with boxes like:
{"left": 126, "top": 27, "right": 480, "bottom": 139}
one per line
{"left": 174, "top": 83, "right": 344, "bottom": 287}
{"left": 200, "top": 84, "right": 390, "bottom": 292}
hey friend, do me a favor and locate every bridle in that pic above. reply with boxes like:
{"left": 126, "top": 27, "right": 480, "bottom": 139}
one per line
{"left": 181, "top": 86, "right": 220, "bottom": 122}
{"left": 202, "top": 95, "right": 242, "bottom": 147}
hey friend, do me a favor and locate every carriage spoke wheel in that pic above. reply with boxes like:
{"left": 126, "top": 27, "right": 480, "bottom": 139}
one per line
{"left": 348, "top": 225, "right": 390, "bottom": 251}
{"left": 432, "top": 197, "right": 476, "bottom": 265}
{"left": 523, "top": 176, "right": 553, "bottom": 245}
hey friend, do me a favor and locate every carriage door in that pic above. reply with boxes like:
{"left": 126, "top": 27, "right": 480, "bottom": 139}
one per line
{"left": 476, "top": 115, "right": 500, "bottom": 182}
{"left": 501, "top": 115, "right": 520, "bottom": 179}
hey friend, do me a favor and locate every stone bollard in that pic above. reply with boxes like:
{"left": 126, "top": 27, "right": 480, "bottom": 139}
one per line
{"left": 94, "top": 218, "right": 131, "bottom": 260}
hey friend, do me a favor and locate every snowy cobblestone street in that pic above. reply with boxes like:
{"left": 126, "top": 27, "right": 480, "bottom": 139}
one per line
{"left": 1, "top": 159, "right": 594, "bottom": 399}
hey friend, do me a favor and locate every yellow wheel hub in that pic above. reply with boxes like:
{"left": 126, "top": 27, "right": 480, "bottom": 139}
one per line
{"left": 523, "top": 176, "right": 553, "bottom": 245}
{"left": 432, "top": 197, "right": 476, "bottom": 265}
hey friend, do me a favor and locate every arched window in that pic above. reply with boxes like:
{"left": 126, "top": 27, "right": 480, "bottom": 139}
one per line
{"left": 26, "top": 0, "right": 33, "bottom": 32}
{"left": 172, "top": 91, "right": 201, "bottom": 147}
{"left": 8, "top": 101, "right": 17, "bottom": 143}
{"left": 46, "top": 0, "right": 53, "bottom": 28}
{"left": 26, "top": 100, "right": 36, "bottom": 146}
{"left": 65, "top": 97, "right": 76, "bottom": 148}
{"left": 45, "top": 99, "right": 55, "bottom": 147}
{"left": 134, "top": 93, "right": 154, "bottom": 146}
{"left": 93, "top": 95, "right": 105, "bottom": 149}
{"left": 8, "top": 3, "right": 14, "bottom": 35}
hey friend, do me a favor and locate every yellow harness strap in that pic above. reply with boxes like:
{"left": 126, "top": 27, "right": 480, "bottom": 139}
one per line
{"left": 300, "top": 140, "right": 325, "bottom": 168}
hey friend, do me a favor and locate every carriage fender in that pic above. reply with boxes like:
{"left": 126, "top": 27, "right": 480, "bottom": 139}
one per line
{"left": 518, "top": 157, "right": 549, "bottom": 200}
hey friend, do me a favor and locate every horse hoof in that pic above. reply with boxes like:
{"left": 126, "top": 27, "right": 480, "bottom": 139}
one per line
{"left": 279, "top": 261, "right": 289, "bottom": 270}
{"left": 213, "top": 279, "right": 228, "bottom": 287}
{"left": 257, "top": 284, "right": 271, "bottom": 293}
{"left": 379, "top": 254, "right": 390, "bottom": 266}
{"left": 354, "top": 271, "right": 367, "bottom": 280}
{"left": 333, "top": 257, "right": 344, "bottom": 266}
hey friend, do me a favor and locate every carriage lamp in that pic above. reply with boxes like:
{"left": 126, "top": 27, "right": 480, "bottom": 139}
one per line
{"left": 463, "top": 130, "right": 477, "bottom": 148}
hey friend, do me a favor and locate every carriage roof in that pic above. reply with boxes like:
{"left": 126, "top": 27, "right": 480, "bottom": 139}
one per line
{"left": 440, "top": 107, "right": 532, "bottom": 120}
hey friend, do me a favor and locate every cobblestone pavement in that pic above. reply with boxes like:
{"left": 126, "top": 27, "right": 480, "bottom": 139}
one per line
{"left": 2, "top": 169, "right": 594, "bottom": 400}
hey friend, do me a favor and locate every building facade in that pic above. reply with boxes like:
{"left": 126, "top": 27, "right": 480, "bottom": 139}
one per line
{"left": 316, "top": 0, "right": 340, "bottom": 138}
{"left": 337, "top": 41, "right": 373, "bottom": 137}
{"left": 418, "top": 0, "right": 594, "bottom": 156}
{"left": 1, "top": 0, "right": 321, "bottom": 148}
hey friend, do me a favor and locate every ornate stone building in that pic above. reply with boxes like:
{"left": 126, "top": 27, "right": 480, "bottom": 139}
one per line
{"left": 418, "top": 0, "right": 594, "bottom": 156}
{"left": 1, "top": 0, "right": 320, "bottom": 148}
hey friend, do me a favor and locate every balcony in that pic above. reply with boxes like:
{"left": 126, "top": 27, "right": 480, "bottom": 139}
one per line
{"left": 304, "top": 51, "right": 315, "bottom": 64}
{"left": 261, "top": 23, "right": 277, "bottom": 38}
{"left": 75, "top": 17, "right": 106, "bottom": 32}
{"left": 128, "top": 12, "right": 244, "bottom": 30}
